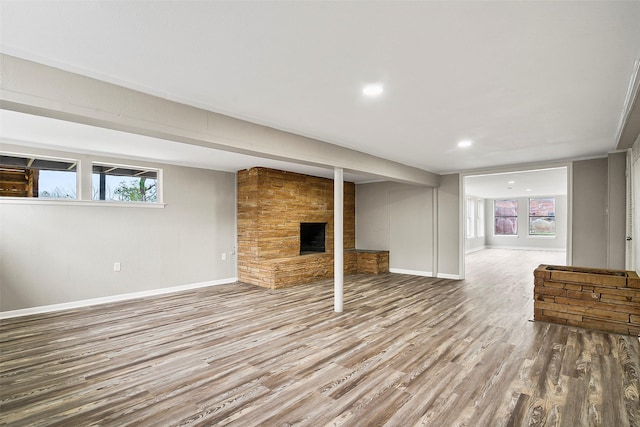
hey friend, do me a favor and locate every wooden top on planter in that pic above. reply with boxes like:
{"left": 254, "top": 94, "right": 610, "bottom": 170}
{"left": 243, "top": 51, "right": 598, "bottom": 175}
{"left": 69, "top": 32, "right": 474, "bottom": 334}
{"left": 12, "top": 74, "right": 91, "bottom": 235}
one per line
{"left": 534, "top": 264, "right": 640, "bottom": 289}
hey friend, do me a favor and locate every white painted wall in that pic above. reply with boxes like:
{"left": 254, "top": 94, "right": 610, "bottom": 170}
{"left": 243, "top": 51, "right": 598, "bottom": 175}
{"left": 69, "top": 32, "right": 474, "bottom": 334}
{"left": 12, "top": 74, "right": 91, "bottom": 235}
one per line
{"left": 484, "top": 195, "right": 567, "bottom": 251}
{"left": 356, "top": 182, "right": 434, "bottom": 274}
{"left": 0, "top": 144, "right": 237, "bottom": 311}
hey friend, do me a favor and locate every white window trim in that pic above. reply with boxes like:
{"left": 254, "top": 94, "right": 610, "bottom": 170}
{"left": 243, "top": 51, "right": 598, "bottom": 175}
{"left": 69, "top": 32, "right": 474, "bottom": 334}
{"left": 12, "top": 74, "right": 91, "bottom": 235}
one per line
{"left": 0, "top": 198, "right": 165, "bottom": 208}
{"left": 527, "top": 234, "right": 556, "bottom": 239}
{"left": 1, "top": 152, "right": 164, "bottom": 206}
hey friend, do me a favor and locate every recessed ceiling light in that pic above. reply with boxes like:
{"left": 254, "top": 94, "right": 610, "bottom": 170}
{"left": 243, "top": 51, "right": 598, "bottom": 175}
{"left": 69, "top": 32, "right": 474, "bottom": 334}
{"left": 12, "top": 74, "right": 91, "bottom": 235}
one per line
{"left": 508, "top": 180, "right": 515, "bottom": 184}
{"left": 362, "top": 83, "right": 384, "bottom": 97}
{"left": 526, "top": 189, "right": 532, "bottom": 192}
{"left": 458, "top": 140, "right": 472, "bottom": 148}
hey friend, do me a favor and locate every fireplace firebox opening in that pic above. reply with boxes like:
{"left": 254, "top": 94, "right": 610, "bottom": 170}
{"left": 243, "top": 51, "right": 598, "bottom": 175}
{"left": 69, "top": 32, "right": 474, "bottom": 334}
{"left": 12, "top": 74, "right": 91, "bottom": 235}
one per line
{"left": 300, "top": 223, "right": 326, "bottom": 255}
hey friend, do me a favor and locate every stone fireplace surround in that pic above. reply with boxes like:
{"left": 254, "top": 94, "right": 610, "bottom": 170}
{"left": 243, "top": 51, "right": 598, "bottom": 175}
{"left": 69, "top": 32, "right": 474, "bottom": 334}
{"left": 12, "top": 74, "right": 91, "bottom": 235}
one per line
{"left": 237, "top": 167, "right": 388, "bottom": 289}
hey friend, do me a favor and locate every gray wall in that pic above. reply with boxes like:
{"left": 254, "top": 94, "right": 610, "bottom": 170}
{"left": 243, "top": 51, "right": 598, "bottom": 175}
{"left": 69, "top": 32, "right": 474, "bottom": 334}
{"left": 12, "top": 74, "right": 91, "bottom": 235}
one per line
{"left": 437, "top": 174, "right": 460, "bottom": 277}
{"left": 356, "top": 182, "right": 434, "bottom": 273}
{"left": 0, "top": 144, "right": 237, "bottom": 311}
{"left": 633, "top": 138, "right": 640, "bottom": 272}
{"left": 389, "top": 188, "right": 433, "bottom": 272}
{"left": 485, "top": 195, "right": 567, "bottom": 250}
{"left": 572, "top": 154, "right": 626, "bottom": 269}
{"left": 607, "top": 152, "right": 626, "bottom": 269}
{"left": 572, "top": 158, "right": 608, "bottom": 268}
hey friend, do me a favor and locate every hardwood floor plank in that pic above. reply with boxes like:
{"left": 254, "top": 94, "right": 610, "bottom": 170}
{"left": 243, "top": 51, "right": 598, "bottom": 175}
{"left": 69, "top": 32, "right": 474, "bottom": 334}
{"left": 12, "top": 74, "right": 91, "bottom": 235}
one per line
{"left": 1, "top": 249, "right": 638, "bottom": 426}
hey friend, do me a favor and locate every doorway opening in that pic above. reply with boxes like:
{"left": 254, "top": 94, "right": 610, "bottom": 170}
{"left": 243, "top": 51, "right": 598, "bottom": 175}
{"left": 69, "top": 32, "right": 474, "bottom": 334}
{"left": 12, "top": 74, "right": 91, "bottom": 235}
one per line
{"left": 463, "top": 167, "right": 569, "bottom": 278}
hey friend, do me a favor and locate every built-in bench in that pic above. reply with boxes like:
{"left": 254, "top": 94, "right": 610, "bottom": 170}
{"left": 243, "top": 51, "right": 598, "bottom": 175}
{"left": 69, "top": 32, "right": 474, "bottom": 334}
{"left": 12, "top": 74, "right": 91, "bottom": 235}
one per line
{"left": 346, "top": 249, "right": 389, "bottom": 275}
{"left": 240, "top": 249, "right": 390, "bottom": 290}
{"left": 534, "top": 264, "right": 640, "bottom": 336}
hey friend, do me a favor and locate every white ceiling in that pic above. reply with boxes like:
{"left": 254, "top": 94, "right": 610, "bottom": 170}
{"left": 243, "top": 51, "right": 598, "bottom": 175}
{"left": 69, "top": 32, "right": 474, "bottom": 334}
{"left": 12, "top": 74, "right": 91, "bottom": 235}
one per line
{"left": 465, "top": 167, "right": 568, "bottom": 199}
{"left": 1, "top": 1, "right": 639, "bottom": 175}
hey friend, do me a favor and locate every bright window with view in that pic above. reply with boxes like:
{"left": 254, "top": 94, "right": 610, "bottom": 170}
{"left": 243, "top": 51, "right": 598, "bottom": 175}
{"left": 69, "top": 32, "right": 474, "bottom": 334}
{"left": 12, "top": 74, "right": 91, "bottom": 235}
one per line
{"left": 0, "top": 154, "right": 77, "bottom": 199}
{"left": 529, "top": 198, "right": 555, "bottom": 236}
{"left": 476, "top": 199, "right": 485, "bottom": 237}
{"left": 494, "top": 199, "right": 518, "bottom": 235}
{"left": 92, "top": 163, "right": 159, "bottom": 202}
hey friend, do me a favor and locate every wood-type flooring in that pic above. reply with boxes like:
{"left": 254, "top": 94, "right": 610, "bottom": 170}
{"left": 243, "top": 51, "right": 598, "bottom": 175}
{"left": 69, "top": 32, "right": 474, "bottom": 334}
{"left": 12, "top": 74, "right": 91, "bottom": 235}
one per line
{"left": 1, "top": 249, "right": 639, "bottom": 426}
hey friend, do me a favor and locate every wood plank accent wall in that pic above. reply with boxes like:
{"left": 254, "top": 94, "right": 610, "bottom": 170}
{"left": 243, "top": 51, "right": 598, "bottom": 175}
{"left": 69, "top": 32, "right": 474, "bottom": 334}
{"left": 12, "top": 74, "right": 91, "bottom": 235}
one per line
{"left": 237, "top": 167, "right": 356, "bottom": 289}
{"left": 534, "top": 264, "right": 640, "bottom": 336}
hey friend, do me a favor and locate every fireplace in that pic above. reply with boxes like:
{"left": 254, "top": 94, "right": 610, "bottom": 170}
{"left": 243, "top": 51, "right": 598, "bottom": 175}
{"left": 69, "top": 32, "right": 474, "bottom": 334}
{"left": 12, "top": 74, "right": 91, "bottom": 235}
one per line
{"left": 237, "top": 167, "right": 356, "bottom": 289}
{"left": 300, "top": 223, "right": 326, "bottom": 255}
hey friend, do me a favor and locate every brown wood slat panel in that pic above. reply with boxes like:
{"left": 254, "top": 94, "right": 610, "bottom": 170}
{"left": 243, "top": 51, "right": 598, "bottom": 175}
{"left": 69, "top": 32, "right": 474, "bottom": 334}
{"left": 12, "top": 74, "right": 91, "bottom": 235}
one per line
{"left": 1, "top": 249, "right": 639, "bottom": 426}
{"left": 237, "top": 167, "right": 356, "bottom": 289}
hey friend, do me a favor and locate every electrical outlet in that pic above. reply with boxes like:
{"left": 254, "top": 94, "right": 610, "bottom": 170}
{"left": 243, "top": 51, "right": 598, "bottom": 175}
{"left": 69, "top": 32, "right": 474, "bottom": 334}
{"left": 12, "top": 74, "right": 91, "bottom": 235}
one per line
{"left": 114, "top": 262, "right": 121, "bottom": 272}
{"left": 221, "top": 253, "right": 227, "bottom": 261}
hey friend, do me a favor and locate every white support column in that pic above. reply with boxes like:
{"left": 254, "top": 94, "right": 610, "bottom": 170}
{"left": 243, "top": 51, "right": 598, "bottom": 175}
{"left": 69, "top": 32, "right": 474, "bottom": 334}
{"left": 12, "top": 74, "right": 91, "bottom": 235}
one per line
{"left": 334, "top": 167, "right": 344, "bottom": 313}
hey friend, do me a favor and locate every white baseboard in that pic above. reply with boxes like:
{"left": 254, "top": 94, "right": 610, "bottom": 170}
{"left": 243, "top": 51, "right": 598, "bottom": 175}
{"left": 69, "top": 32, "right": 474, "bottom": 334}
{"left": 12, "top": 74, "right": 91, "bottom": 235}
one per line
{"left": 485, "top": 245, "right": 566, "bottom": 252}
{"left": 389, "top": 268, "right": 434, "bottom": 277}
{"left": 437, "top": 273, "right": 462, "bottom": 280}
{"left": 0, "top": 277, "right": 238, "bottom": 319}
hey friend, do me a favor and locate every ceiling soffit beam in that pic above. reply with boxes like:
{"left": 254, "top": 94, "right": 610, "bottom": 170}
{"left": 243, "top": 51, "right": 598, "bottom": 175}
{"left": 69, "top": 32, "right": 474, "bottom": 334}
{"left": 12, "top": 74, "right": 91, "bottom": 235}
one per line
{"left": 616, "top": 58, "right": 640, "bottom": 150}
{"left": 0, "top": 54, "right": 439, "bottom": 187}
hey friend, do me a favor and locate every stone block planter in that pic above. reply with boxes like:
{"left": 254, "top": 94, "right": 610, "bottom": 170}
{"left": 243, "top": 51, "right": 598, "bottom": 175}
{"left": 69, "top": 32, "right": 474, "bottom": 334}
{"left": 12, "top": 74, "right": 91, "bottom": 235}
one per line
{"left": 533, "top": 264, "right": 640, "bottom": 336}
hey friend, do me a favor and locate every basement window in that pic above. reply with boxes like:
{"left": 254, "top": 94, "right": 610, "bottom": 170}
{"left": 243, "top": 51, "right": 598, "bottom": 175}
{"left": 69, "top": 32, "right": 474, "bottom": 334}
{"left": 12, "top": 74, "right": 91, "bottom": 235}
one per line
{"left": 92, "top": 163, "right": 160, "bottom": 203}
{"left": 0, "top": 154, "right": 77, "bottom": 199}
